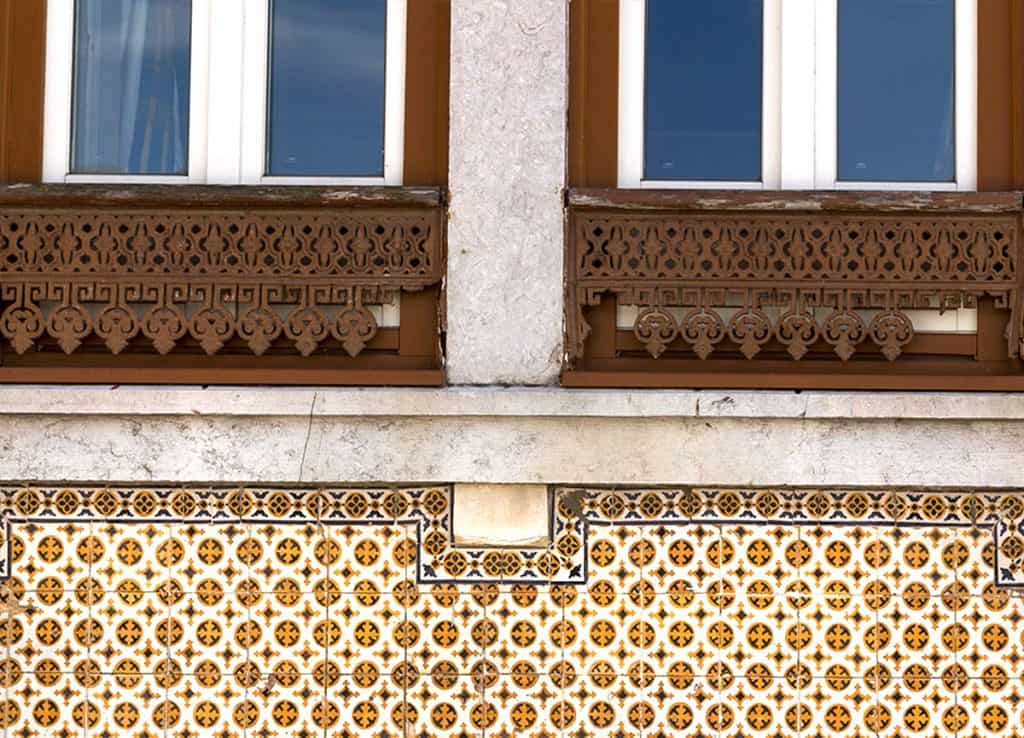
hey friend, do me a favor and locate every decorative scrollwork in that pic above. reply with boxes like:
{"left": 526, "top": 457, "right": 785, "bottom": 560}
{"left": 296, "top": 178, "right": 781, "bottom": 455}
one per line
{"left": 284, "top": 305, "right": 329, "bottom": 357}
{"left": 48, "top": 301, "right": 90, "bottom": 354}
{"left": 333, "top": 304, "right": 379, "bottom": 358}
{"left": 633, "top": 307, "right": 678, "bottom": 358}
{"left": 576, "top": 215, "right": 1017, "bottom": 283}
{"left": 190, "top": 299, "right": 234, "bottom": 355}
{"left": 0, "top": 298, "right": 44, "bottom": 354}
{"left": 869, "top": 310, "right": 915, "bottom": 361}
{"left": 680, "top": 308, "right": 725, "bottom": 360}
{"left": 727, "top": 308, "right": 772, "bottom": 360}
{"left": 776, "top": 311, "right": 820, "bottom": 361}
{"left": 0, "top": 192, "right": 443, "bottom": 359}
{"left": 143, "top": 302, "right": 186, "bottom": 355}
{"left": 567, "top": 198, "right": 1023, "bottom": 366}
{"left": 822, "top": 310, "right": 868, "bottom": 362}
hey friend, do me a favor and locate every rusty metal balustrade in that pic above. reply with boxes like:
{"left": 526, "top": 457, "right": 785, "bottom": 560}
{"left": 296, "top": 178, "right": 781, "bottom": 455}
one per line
{"left": 0, "top": 185, "right": 444, "bottom": 384}
{"left": 565, "top": 189, "right": 1024, "bottom": 389}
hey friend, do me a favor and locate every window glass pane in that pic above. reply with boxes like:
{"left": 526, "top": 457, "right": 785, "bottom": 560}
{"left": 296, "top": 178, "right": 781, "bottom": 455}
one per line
{"left": 268, "top": 0, "right": 386, "bottom": 177}
{"left": 644, "top": 0, "right": 762, "bottom": 182}
{"left": 71, "top": 0, "right": 192, "bottom": 175}
{"left": 838, "top": 0, "right": 955, "bottom": 182}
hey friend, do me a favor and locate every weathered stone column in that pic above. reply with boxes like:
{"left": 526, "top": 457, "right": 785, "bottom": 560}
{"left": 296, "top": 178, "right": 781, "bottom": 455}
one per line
{"left": 446, "top": 0, "right": 567, "bottom": 385}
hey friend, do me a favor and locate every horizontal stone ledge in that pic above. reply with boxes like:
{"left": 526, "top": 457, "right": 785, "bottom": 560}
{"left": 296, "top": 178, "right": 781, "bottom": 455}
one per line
{"left": 1, "top": 413, "right": 1022, "bottom": 487}
{"left": 2, "top": 386, "right": 1024, "bottom": 421}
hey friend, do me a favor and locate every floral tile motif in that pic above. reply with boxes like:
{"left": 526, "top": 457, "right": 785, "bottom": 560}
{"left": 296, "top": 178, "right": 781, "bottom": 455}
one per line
{"left": 2, "top": 485, "right": 1024, "bottom": 738}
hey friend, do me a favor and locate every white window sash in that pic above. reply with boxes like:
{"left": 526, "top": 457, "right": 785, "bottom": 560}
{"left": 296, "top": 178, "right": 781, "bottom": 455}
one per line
{"left": 780, "top": 0, "right": 815, "bottom": 189}
{"left": 621, "top": 0, "right": 977, "bottom": 192}
{"left": 618, "top": 0, "right": 782, "bottom": 190}
{"left": 241, "top": 0, "right": 406, "bottom": 186}
{"left": 43, "top": 0, "right": 210, "bottom": 184}
{"left": 814, "top": 0, "right": 976, "bottom": 191}
{"left": 205, "top": 0, "right": 245, "bottom": 185}
{"left": 42, "top": 0, "right": 405, "bottom": 186}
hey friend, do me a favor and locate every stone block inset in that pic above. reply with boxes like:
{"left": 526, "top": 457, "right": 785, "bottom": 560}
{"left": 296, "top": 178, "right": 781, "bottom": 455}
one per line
{"left": 452, "top": 483, "right": 551, "bottom": 547}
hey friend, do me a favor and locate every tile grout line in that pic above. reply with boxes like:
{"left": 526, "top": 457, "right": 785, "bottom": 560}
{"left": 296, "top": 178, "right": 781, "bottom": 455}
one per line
{"left": 714, "top": 523, "right": 725, "bottom": 738}
{"left": 2, "top": 513, "right": 9, "bottom": 738}
{"left": 869, "top": 524, "right": 893, "bottom": 734}
{"left": 871, "top": 526, "right": 883, "bottom": 738}
{"left": 640, "top": 518, "right": 652, "bottom": 738}
{"left": 557, "top": 566, "right": 567, "bottom": 738}
{"left": 526, "top": 489, "right": 565, "bottom": 738}
{"left": 550, "top": 500, "right": 569, "bottom": 738}
{"left": 319, "top": 502, "right": 331, "bottom": 738}
{"left": 954, "top": 524, "right": 963, "bottom": 738}
{"left": 159, "top": 517, "right": 176, "bottom": 738}
{"left": 543, "top": 494, "right": 558, "bottom": 738}
{"left": 84, "top": 517, "right": 95, "bottom": 738}
{"left": 237, "top": 507, "right": 256, "bottom": 738}
{"left": 171, "top": 509, "right": 190, "bottom": 738}
{"left": 398, "top": 499, "right": 412, "bottom": 738}
{"left": 797, "top": 523, "right": 807, "bottom": 738}
{"left": 480, "top": 580, "right": 488, "bottom": 738}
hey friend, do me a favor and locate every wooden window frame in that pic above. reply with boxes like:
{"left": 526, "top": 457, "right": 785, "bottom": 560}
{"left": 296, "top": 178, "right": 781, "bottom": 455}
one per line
{"left": 0, "top": 0, "right": 449, "bottom": 386}
{"left": 0, "top": 1, "right": 47, "bottom": 184}
{"left": 41, "top": 0, "right": 407, "bottom": 186}
{"left": 572, "top": 0, "right": 1022, "bottom": 193}
{"left": 617, "top": 0, "right": 977, "bottom": 191}
{"left": 617, "top": 0, "right": 782, "bottom": 190}
{"left": 4, "top": 0, "right": 450, "bottom": 188}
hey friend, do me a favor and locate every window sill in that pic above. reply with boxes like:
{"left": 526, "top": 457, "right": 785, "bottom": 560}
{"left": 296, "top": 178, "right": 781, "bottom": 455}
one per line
{"left": 567, "top": 187, "right": 1020, "bottom": 214}
{"left": 0, "top": 182, "right": 445, "bottom": 209}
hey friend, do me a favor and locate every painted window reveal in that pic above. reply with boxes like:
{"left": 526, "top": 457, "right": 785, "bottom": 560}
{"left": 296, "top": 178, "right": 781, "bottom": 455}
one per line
{"left": 838, "top": 0, "right": 956, "bottom": 183}
{"left": 71, "top": 0, "right": 192, "bottom": 175}
{"left": 644, "top": 0, "right": 763, "bottom": 182}
{"left": 268, "top": 0, "right": 387, "bottom": 177}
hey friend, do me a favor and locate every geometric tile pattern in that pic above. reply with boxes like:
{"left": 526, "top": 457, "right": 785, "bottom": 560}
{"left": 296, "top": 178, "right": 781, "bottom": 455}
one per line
{"left": 0, "top": 486, "right": 582, "bottom": 585}
{"left": 4, "top": 486, "right": 1024, "bottom": 587}
{"left": 0, "top": 485, "right": 1023, "bottom": 737}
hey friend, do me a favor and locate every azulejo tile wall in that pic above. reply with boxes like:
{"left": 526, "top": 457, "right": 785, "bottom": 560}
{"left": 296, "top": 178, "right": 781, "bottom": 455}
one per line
{"left": 0, "top": 485, "right": 1023, "bottom": 737}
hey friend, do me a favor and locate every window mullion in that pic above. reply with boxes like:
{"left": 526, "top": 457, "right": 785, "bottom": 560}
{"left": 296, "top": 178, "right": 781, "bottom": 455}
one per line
{"left": 779, "top": 0, "right": 817, "bottom": 189}
{"left": 240, "top": 0, "right": 271, "bottom": 184}
{"left": 383, "top": 0, "right": 408, "bottom": 186}
{"left": 41, "top": 0, "right": 74, "bottom": 183}
{"left": 763, "top": 0, "right": 783, "bottom": 189}
{"left": 813, "top": 0, "right": 838, "bottom": 189}
{"left": 188, "top": 0, "right": 212, "bottom": 183}
{"left": 205, "top": 0, "right": 246, "bottom": 184}
{"left": 954, "top": 0, "right": 978, "bottom": 191}
{"left": 617, "top": 0, "right": 645, "bottom": 188}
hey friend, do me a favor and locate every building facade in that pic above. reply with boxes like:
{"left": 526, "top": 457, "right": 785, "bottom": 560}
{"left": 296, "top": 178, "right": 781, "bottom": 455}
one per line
{"left": 1, "top": 0, "right": 1024, "bottom": 736}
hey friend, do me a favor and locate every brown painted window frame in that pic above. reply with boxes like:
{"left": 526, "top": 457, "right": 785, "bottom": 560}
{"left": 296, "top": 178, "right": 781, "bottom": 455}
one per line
{"left": 0, "top": 0, "right": 450, "bottom": 386}
{"left": 566, "top": 0, "right": 1024, "bottom": 390}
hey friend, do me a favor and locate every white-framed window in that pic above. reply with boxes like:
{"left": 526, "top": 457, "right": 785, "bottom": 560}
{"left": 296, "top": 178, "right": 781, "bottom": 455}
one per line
{"left": 619, "top": 0, "right": 977, "bottom": 191}
{"left": 43, "top": 0, "right": 406, "bottom": 185}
